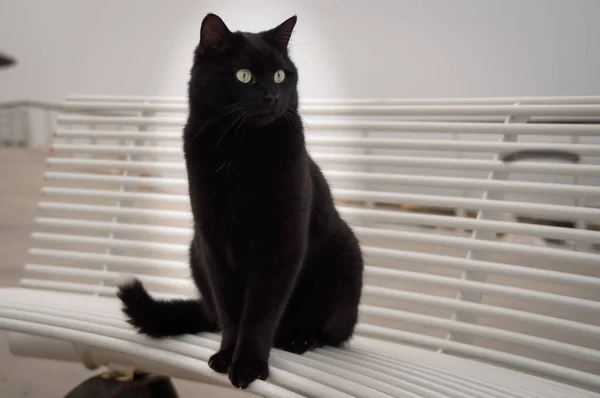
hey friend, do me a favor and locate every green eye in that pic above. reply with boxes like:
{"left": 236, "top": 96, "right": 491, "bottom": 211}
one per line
{"left": 236, "top": 69, "right": 252, "bottom": 83}
{"left": 274, "top": 69, "right": 285, "bottom": 83}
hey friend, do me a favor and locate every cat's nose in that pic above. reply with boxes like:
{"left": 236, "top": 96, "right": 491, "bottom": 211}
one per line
{"left": 264, "top": 92, "right": 280, "bottom": 106}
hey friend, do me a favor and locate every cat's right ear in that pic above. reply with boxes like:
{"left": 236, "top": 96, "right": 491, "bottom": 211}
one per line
{"left": 200, "top": 13, "right": 233, "bottom": 53}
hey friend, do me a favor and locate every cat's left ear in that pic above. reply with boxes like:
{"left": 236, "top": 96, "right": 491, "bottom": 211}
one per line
{"left": 264, "top": 16, "right": 297, "bottom": 50}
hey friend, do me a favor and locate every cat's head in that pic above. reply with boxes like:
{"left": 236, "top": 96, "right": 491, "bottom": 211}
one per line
{"left": 189, "top": 14, "right": 299, "bottom": 126}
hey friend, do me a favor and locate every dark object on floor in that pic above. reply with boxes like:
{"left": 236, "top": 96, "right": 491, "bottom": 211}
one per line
{"left": 517, "top": 217, "right": 576, "bottom": 245}
{"left": 0, "top": 52, "right": 16, "bottom": 68}
{"left": 63, "top": 372, "right": 179, "bottom": 398}
{"left": 501, "top": 150, "right": 580, "bottom": 163}
{"left": 502, "top": 148, "right": 585, "bottom": 245}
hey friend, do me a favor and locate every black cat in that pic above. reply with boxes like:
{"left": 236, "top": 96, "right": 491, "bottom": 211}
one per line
{"left": 117, "top": 13, "right": 363, "bottom": 389}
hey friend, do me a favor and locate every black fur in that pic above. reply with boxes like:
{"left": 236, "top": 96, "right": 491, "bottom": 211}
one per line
{"left": 117, "top": 279, "right": 218, "bottom": 337}
{"left": 118, "top": 13, "right": 363, "bottom": 389}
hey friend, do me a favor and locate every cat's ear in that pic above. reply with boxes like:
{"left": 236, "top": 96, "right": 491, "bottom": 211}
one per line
{"left": 264, "top": 16, "right": 297, "bottom": 50}
{"left": 200, "top": 13, "right": 233, "bottom": 52}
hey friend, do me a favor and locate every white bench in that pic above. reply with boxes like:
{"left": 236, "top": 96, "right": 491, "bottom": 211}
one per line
{"left": 1, "top": 94, "right": 600, "bottom": 397}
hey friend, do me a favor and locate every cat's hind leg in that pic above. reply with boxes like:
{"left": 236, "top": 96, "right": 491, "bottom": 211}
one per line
{"left": 275, "top": 231, "right": 363, "bottom": 353}
{"left": 274, "top": 310, "right": 323, "bottom": 354}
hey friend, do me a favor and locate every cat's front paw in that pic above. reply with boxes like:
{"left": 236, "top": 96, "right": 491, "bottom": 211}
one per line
{"left": 229, "top": 358, "right": 269, "bottom": 389}
{"left": 208, "top": 348, "right": 234, "bottom": 374}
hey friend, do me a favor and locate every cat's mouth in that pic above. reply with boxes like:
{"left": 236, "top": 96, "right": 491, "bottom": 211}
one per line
{"left": 250, "top": 106, "right": 283, "bottom": 125}
{"left": 253, "top": 108, "right": 273, "bottom": 116}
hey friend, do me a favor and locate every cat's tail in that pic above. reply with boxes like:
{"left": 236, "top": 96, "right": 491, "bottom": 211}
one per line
{"left": 117, "top": 279, "right": 217, "bottom": 338}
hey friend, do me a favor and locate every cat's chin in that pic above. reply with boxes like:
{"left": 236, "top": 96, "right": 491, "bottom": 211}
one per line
{"left": 248, "top": 111, "right": 283, "bottom": 127}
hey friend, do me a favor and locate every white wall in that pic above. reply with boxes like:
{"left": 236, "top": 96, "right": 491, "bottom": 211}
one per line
{"left": 1, "top": 0, "right": 599, "bottom": 103}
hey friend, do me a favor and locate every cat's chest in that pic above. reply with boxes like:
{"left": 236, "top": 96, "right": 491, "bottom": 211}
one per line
{"left": 203, "top": 144, "right": 295, "bottom": 185}
{"left": 208, "top": 165, "right": 290, "bottom": 209}
{"left": 198, "top": 157, "right": 303, "bottom": 215}
{"left": 207, "top": 155, "right": 269, "bottom": 184}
